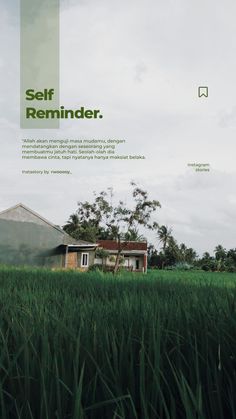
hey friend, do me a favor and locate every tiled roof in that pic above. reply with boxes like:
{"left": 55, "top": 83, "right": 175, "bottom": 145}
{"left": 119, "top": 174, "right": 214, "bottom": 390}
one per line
{"left": 97, "top": 240, "right": 147, "bottom": 251}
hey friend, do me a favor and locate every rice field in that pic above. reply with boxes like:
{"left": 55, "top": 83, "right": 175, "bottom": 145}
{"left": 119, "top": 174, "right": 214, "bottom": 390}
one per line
{"left": 0, "top": 266, "right": 236, "bottom": 418}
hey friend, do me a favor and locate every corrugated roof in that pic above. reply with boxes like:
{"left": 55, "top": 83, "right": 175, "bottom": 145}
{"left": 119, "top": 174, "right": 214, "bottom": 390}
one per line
{"left": 0, "top": 203, "right": 97, "bottom": 247}
{"left": 0, "top": 203, "right": 63, "bottom": 233}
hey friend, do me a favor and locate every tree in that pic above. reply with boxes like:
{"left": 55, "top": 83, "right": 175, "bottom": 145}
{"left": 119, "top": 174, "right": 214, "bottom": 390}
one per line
{"left": 63, "top": 190, "right": 114, "bottom": 242}
{"left": 185, "top": 247, "right": 197, "bottom": 264}
{"left": 179, "top": 243, "right": 187, "bottom": 261}
{"left": 179, "top": 243, "right": 197, "bottom": 264}
{"left": 63, "top": 213, "right": 80, "bottom": 237}
{"left": 157, "top": 225, "right": 173, "bottom": 268}
{"left": 95, "top": 247, "right": 110, "bottom": 269}
{"left": 164, "top": 236, "right": 180, "bottom": 267}
{"left": 64, "top": 182, "right": 161, "bottom": 272}
{"left": 123, "top": 227, "right": 145, "bottom": 242}
{"left": 213, "top": 245, "right": 226, "bottom": 271}
{"left": 157, "top": 225, "right": 173, "bottom": 251}
{"left": 199, "top": 252, "right": 215, "bottom": 271}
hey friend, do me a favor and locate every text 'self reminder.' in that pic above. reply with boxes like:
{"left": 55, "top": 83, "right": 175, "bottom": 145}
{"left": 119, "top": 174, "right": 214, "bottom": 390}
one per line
{"left": 24, "top": 89, "right": 103, "bottom": 121}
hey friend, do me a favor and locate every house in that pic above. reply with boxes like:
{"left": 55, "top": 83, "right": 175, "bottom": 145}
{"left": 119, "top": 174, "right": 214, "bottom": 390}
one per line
{"left": 95, "top": 240, "right": 148, "bottom": 272}
{"left": 0, "top": 203, "right": 97, "bottom": 270}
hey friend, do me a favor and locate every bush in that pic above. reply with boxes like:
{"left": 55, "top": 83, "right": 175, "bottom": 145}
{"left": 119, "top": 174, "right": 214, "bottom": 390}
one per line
{"left": 165, "top": 262, "right": 193, "bottom": 271}
{"left": 88, "top": 263, "right": 103, "bottom": 272}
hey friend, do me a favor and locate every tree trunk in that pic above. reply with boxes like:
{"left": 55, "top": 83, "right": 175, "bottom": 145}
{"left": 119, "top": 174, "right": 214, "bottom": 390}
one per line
{"left": 114, "top": 250, "right": 121, "bottom": 274}
{"left": 161, "top": 242, "right": 166, "bottom": 270}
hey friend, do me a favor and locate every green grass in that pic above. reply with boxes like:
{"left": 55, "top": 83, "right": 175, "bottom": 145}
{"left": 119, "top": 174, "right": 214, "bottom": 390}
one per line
{"left": 0, "top": 266, "right": 236, "bottom": 418}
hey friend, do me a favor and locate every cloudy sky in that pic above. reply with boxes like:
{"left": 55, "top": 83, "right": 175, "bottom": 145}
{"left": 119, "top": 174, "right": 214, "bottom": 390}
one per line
{"left": 1, "top": 0, "right": 236, "bottom": 255}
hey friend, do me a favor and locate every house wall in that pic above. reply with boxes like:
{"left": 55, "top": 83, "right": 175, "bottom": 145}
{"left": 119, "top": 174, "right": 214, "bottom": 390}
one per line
{"left": 77, "top": 250, "right": 95, "bottom": 270}
{"left": 0, "top": 218, "right": 64, "bottom": 268}
{"left": 67, "top": 252, "right": 77, "bottom": 269}
{"left": 95, "top": 254, "right": 145, "bottom": 271}
{"left": 124, "top": 256, "right": 144, "bottom": 270}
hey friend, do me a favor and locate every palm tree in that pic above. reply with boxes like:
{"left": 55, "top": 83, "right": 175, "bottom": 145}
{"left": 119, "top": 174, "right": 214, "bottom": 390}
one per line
{"left": 214, "top": 245, "right": 226, "bottom": 271}
{"left": 157, "top": 225, "right": 173, "bottom": 252}
{"left": 202, "top": 252, "right": 211, "bottom": 260}
{"left": 185, "top": 247, "right": 197, "bottom": 264}
{"left": 124, "top": 227, "right": 145, "bottom": 242}
{"left": 63, "top": 213, "right": 80, "bottom": 238}
{"left": 214, "top": 245, "right": 226, "bottom": 261}
{"left": 157, "top": 225, "right": 173, "bottom": 268}
{"left": 179, "top": 243, "right": 187, "bottom": 261}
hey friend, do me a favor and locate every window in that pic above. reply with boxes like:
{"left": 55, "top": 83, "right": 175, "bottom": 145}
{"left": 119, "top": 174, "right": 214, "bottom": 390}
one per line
{"left": 81, "top": 253, "right": 89, "bottom": 267}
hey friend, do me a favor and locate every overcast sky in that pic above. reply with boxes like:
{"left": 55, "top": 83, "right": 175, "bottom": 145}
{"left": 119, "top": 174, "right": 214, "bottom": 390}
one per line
{"left": 1, "top": 0, "right": 236, "bottom": 255}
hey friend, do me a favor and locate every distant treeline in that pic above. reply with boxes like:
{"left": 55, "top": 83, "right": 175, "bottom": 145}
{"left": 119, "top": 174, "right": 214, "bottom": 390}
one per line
{"left": 149, "top": 239, "right": 236, "bottom": 272}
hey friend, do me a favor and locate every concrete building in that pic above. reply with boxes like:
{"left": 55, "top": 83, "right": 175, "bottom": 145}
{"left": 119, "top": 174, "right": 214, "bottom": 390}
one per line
{"left": 96, "top": 240, "right": 148, "bottom": 272}
{"left": 0, "top": 203, "right": 97, "bottom": 269}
